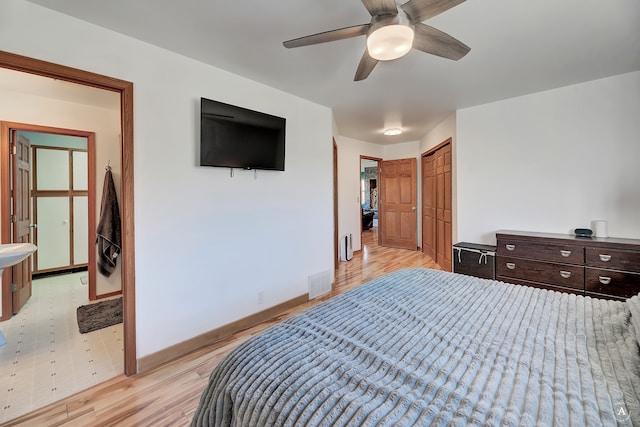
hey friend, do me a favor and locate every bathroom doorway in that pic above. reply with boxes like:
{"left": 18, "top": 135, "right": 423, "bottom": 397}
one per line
{"left": 0, "top": 50, "right": 136, "bottom": 378}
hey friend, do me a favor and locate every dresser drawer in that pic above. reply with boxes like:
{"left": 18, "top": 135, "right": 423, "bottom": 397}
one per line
{"left": 585, "top": 268, "right": 640, "bottom": 298}
{"left": 585, "top": 248, "right": 640, "bottom": 273}
{"left": 497, "top": 276, "right": 584, "bottom": 296}
{"left": 496, "top": 256, "right": 584, "bottom": 289}
{"left": 496, "top": 239, "right": 583, "bottom": 265}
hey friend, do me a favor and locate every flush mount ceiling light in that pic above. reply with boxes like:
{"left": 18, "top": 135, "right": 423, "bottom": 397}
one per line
{"left": 384, "top": 128, "right": 403, "bottom": 136}
{"left": 283, "top": 0, "right": 471, "bottom": 81}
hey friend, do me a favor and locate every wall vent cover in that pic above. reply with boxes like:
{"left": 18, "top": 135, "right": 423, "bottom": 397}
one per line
{"left": 308, "top": 270, "right": 332, "bottom": 299}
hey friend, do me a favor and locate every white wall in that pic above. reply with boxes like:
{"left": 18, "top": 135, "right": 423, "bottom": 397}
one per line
{"left": 457, "top": 71, "right": 640, "bottom": 244}
{"left": 0, "top": 0, "right": 334, "bottom": 359}
{"left": 383, "top": 140, "right": 420, "bottom": 161}
{"left": 419, "top": 114, "right": 456, "bottom": 155}
{"left": 337, "top": 136, "right": 383, "bottom": 251}
{"left": 0, "top": 87, "right": 121, "bottom": 317}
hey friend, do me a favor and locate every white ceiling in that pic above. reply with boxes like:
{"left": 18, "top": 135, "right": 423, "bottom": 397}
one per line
{"left": 25, "top": 0, "right": 640, "bottom": 144}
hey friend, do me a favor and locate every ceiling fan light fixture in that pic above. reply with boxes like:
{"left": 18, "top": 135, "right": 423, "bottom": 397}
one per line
{"left": 384, "top": 128, "right": 403, "bottom": 136}
{"left": 367, "top": 24, "right": 415, "bottom": 61}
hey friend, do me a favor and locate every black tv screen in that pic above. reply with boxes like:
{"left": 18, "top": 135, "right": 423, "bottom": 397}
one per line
{"left": 200, "top": 98, "right": 286, "bottom": 171}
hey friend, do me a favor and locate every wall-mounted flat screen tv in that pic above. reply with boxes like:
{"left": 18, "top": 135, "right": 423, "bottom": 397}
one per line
{"left": 200, "top": 97, "right": 286, "bottom": 171}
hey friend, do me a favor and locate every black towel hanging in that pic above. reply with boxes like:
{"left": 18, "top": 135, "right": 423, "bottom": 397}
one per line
{"left": 96, "top": 168, "right": 121, "bottom": 277}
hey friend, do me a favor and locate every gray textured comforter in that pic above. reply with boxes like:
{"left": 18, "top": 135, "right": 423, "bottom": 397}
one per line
{"left": 192, "top": 268, "right": 640, "bottom": 426}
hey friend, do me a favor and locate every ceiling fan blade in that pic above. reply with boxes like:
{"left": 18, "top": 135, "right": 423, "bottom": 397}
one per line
{"left": 401, "top": 0, "right": 466, "bottom": 23}
{"left": 354, "top": 49, "right": 379, "bottom": 81}
{"left": 412, "top": 23, "right": 470, "bottom": 60}
{"left": 283, "top": 24, "right": 370, "bottom": 48}
{"left": 361, "top": 0, "right": 398, "bottom": 16}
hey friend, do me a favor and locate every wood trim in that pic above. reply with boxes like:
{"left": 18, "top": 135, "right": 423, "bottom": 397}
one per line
{"left": 359, "top": 155, "right": 382, "bottom": 243}
{"left": 87, "top": 135, "right": 97, "bottom": 301}
{"left": 69, "top": 189, "right": 75, "bottom": 266}
{"left": 420, "top": 137, "right": 452, "bottom": 158}
{"left": 360, "top": 155, "right": 383, "bottom": 162}
{"left": 0, "top": 51, "right": 134, "bottom": 92}
{"left": 333, "top": 139, "right": 339, "bottom": 279}
{"left": 121, "top": 81, "right": 136, "bottom": 376}
{"left": 95, "top": 289, "right": 122, "bottom": 299}
{"left": 31, "top": 190, "right": 89, "bottom": 197}
{"left": 0, "top": 50, "right": 136, "bottom": 376}
{"left": 31, "top": 265, "right": 88, "bottom": 275}
{"left": 31, "top": 144, "right": 88, "bottom": 152}
{"left": 0, "top": 123, "right": 11, "bottom": 320}
{"left": 137, "top": 293, "right": 309, "bottom": 373}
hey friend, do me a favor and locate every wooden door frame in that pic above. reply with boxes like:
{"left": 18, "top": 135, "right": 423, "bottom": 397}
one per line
{"left": 421, "top": 138, "right": 452, "bottom": 161}
{"left": 6, "top": 125, "right": 96, "bottom": 286}
{"left": 0, "top": 50, "right": 137, "bottom": 376}
{"left": 333, "top": 139, "right": 339, "bottom": 276}
{"left": 359, "top": 155, "right": 382, "bottom": 246}
{"left": 421, "top": 137, "right": 453, "bottom": 268}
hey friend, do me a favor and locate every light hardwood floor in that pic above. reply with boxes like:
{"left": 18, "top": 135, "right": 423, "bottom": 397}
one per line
{"left": 6, "top": 229, "right": 441, "bottom": 426}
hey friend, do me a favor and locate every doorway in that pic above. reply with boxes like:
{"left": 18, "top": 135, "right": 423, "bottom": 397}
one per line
{"left": 422, "top": 139, "right": 452, "bottom": 271}
{"left": 0, "top": 50, "right": 136, "bottom": 376}
{"left": 360, "top": 156, "right": 381, "bottom": 243}
{"left": 0, "top": 115, "right": 120, "bottom": 425}
{"left": 14, "top": 127, "right": 97, "bottom": 295}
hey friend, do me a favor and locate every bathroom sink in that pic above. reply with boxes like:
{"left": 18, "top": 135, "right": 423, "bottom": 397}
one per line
{"left": 0, "top": 243, "right": 37, "bottom": 270}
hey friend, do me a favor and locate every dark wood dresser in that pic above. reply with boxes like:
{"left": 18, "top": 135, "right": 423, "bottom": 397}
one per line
{"left": 496, "top": 230, "right": 640, "bottom": 300}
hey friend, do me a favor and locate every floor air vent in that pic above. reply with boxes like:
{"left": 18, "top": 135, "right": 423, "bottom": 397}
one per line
{"left": 308, "top": 270, "right": 332, "bottom": 299}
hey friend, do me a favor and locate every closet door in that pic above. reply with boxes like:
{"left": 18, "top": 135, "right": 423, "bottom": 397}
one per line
{"left": 32, "top": 147, "right": 88, "bottom": 273}
{"left": 435, "top": 144, "right": 452, "bottom": 271}
{"left": 421, "top": 141, "right": 452, "bottom": 271}
{"left": 34, "top": 148, "right": 71, "bottom": 270}
{"left": 422, "top": 153, "right": 436, "bottom": 259}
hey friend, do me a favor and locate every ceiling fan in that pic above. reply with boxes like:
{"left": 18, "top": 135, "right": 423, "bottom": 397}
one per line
{"left": 283, "top": 0, "right": 470, "bottom": 81}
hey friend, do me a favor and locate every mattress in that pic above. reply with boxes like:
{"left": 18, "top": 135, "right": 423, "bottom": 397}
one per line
{"left": 192, "top": 268, "right": 640, "bottom": 426}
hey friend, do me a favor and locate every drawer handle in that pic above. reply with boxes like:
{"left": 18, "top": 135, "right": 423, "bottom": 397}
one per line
{"left": 598, "top": 276, "right": 611, "bottom": 285}
{"left": 598, "top": 254, "right": 611, "bottom": 262}
{"left": 506, "top": 262, "right": 516, "bottom": 270}
{"left": 560, "top": 271, "right": 571, "bottom": 279}
{"left": 560, "top": 250, "right": 571, "bottom": 257}
{"left": 506, "top": 244, "right": 516, "bottom": 251}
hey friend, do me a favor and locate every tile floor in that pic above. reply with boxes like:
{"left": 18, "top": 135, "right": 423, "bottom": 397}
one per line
{"left": 0, "top": 272, "right": 123, "bottom": 423}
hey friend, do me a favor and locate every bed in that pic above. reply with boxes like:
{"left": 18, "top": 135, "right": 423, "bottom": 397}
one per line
{"left": 192, "top": 268, "right": 640, "bottom": 426}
